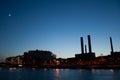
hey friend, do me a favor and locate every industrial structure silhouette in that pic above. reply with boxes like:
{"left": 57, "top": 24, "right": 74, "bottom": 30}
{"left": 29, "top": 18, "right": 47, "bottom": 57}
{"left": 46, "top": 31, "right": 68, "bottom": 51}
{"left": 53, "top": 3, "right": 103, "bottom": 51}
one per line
{"left": 1, "top": 35, "right": 120, "bottom": 68}
{"left": 75, "top": 35, "right": 95, "bottom": 61}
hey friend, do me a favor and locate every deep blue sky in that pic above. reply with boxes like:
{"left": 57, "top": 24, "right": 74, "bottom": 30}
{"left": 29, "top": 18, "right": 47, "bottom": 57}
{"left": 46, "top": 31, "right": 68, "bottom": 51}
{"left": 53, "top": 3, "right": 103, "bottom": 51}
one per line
{"left": 0, "top": 0, "right": 120, "bottom": 58}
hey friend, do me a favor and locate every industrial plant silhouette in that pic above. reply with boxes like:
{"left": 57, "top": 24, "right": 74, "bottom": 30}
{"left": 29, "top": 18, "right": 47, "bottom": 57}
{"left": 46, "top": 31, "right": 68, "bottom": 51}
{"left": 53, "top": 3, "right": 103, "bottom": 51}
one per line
{"left": 1, "top": 35, "right": 120, "bottom": 69}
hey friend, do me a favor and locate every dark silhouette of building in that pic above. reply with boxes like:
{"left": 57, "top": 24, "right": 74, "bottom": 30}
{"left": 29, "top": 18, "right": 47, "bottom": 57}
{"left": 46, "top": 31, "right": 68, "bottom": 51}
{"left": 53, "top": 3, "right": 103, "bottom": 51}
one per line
{"left": 23, "top": 50, "right": 56, "bottom": 66}
{"left": 6, "top": 55, "right": 23, "bottom": 66}
{"left": 95, "top": 37, "right": 120, "bottom": 65}
{"left": 109, "top": 37, "right": 120, "bottom": 64}
{"left": 75, "top": 35, "right": 95, "bottom": 62}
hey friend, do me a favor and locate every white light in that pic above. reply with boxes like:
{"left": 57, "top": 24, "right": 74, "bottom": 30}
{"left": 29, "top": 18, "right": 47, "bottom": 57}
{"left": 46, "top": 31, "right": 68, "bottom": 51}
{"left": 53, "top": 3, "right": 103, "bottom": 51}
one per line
{"left": 18, "top": 65, "right": 22, "bottom": 67}
{"left": 9, "top": 14, "right": 11, "bottom": 17}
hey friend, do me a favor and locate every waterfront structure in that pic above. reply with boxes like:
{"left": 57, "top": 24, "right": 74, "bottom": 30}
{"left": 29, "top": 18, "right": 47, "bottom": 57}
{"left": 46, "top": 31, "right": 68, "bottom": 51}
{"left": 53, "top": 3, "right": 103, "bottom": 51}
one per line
{"left": 93, "top": 37, "right": 120, "bottom": 65}
{"left": 6, "top": 55, "right": 23, "bottom": 65}
{"left": 109, "top": 37, "right": 120, "bottom": 64}
{"left": 56, "top": 58, "right": 67, "bottom": 65}
{"left": 75, "top": 35, "right": 95, "bottom": 62}
{"left": 23, "top": 50, "right": 56, "bottom": 66}
{"left": 4, "top": 35, "right": 120, "bottom": 68}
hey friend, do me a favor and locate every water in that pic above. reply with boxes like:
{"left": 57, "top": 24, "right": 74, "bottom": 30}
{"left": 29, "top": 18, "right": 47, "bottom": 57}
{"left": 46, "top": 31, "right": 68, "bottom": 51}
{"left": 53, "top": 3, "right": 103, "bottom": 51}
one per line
{"left": 0, "top": 68, "right": 120, "bottom": 80}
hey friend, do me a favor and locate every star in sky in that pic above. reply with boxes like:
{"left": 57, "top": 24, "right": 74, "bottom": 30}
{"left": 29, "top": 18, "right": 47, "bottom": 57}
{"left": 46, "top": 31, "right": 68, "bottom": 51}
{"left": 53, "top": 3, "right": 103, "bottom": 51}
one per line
{"left": 8, "top": 13, "right": 11, "bottom": 17}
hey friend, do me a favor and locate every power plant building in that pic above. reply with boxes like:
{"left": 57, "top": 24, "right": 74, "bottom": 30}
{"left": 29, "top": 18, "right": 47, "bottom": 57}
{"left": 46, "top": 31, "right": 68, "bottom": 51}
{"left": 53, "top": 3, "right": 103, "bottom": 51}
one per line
{"left": 75, "top": 35, "right": 95, "bottom": 61}
{"left": 109, "top": 37, "right": 120, "bottom": 64}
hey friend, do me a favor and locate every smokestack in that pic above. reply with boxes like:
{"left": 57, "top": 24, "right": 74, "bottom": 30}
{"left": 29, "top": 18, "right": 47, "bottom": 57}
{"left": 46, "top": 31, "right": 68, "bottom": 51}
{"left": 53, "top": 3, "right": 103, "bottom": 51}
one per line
{"left": 88, "top": 35, "right": 92, "bottom": 53}
{"left": 110, "top": 37, "right": 114, "bottom": 53}
{"left": 80, "top": 37, "right": 84, "bottom": 54}
{"left": 85, "top": 44, "right": 87, "bottom": 53}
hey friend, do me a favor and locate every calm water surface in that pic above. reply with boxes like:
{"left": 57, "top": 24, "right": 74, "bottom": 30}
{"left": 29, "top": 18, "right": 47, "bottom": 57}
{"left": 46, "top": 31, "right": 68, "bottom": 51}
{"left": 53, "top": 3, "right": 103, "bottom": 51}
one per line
{"left": 0, "top": 67, "right": 120, "bottom": 80}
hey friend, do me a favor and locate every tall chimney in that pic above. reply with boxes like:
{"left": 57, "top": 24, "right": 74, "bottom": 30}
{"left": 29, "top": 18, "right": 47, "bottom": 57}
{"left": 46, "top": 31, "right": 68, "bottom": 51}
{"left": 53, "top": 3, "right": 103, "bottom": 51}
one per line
{"left": 80, "top": 37, "right": 84, "bottom": 54}
{"left": 88, "top": 35, "right": 92, "bottom": 53}
{"left": 85, "top": 44, "right": 87, "bottom": 53}
{"left": 110, "top": 37, "right": 114, "bottom": 53}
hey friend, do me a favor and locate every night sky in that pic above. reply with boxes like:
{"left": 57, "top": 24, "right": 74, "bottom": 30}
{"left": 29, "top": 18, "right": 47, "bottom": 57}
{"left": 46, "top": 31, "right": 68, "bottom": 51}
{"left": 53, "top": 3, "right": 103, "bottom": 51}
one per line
{"left": 0, "top": 0, "right": 120, "bottom": 59}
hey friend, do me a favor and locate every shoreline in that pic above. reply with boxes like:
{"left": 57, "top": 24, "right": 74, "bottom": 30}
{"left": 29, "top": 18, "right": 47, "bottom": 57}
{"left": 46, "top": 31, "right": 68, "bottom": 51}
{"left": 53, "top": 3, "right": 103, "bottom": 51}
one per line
{"left": 1, "top": 64, "right": 120, "bottom": 69}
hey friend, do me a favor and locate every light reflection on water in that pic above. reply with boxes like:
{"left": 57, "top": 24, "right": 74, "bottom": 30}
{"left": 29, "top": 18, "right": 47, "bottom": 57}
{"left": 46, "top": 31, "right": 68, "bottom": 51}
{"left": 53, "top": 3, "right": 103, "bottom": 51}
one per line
{"left": 0, "top": 67, "right": 120, "bottom": 80}
{"left": 32, "top": 68, "right": 35, "bottom": 71}
{"left": 55, "top": 69, "right": 60, "bottom": 77}
{"left": 110, "top": 69, "right": 114, "bottom": 73}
